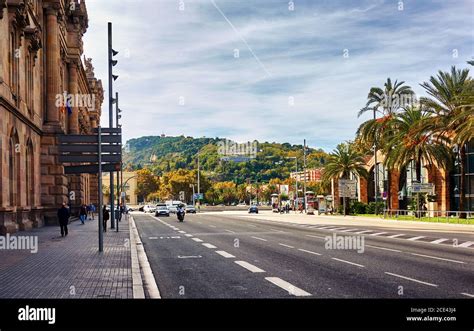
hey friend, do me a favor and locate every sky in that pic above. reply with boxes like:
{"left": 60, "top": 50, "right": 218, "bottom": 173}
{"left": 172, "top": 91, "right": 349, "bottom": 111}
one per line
{"left": 82, "top": 0, "right": 473, "bottom": 152}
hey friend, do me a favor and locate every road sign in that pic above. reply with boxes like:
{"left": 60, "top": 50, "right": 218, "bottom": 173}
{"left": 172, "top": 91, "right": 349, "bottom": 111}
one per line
{"left": 338, "top": 179, "right": 357, "bottom": 198}
{"left": 64, "top": 163, "right": 120, "bottom": 174}
{"left": 58, "top": 134, "right": 121, "bottom": 144}
{"left": 59, "top": 154, "right": 121, "bottom": 163}
{"left": 193, "top": 193, "right": 204, "bottom": 200}
{"left": 410, "top": 183, "right": 434, "bottom": 194}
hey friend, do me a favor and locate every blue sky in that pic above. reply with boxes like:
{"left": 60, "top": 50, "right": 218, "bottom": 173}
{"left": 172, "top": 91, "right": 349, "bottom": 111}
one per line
{"left": 83, "top": 0, "right": 473, "bottom": 152}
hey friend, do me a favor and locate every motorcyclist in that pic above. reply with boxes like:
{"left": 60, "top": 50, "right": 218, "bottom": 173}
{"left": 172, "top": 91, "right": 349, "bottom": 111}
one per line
{"left": 177, "top": 204, "right": 185, "bottom": 221}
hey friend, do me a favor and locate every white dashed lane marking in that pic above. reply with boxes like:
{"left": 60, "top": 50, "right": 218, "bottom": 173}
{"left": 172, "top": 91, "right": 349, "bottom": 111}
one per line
{"left": 461, "top": 292, "right": 474, "bottom": 298}
{"left": 251, "top": 236, "right": 268, "bottom": 242}
{"left": 331, "top": 258, "right": 365, "bottom": 268}
{"left": 192, "top": 238, "right": 203, "bottom": 242}
{"left": 265, "top": 277, "right": 312, "bottom": 297}
{"left": 385, "top": 272, "right": 438, "bottom": 287}
{"left": 278, "top": 243, "right": 294, "bottom": 249}
{"left": 184, "top": 234, "right": 193, "bottom": 237}
{"left": 298, "top": 248, "right": 322, "bottom": 256}
{"left": 410, "top": 253, "right": 465, "bottom": 264}
{"left": 215, "top": 250, "right": 235, "bottom": 258}
{"left": 202, "top": 243, "right": 217, "bottom": 249}
{"left": 234, "top": 261, "right": 265, "bottom": 273}
{"left": 366, "top": 245, "right": 401, "bottom": 253}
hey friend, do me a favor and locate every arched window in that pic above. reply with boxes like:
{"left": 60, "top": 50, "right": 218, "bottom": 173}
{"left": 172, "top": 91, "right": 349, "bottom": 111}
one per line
{"left": 8, "top": 134, "right": 18, "bottom": 206}
{"left": 26, "top": 140, "right": 34, "bottom": 207}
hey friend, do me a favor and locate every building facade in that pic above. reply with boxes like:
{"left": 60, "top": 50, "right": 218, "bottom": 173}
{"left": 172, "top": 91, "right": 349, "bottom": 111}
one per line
{"left": 102, "top": 172, "right": 138, "bottom": 206}
{"left": 331, "top": 142, "right": 474, "bottom": 214}
{"left": 0, "top": 0, "right": 103, "bottom": 234}
{"left": 290, "top": 168, "right": 323, "bottom": 182}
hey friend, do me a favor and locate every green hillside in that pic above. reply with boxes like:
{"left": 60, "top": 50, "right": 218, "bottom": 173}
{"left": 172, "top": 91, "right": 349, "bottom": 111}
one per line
{"left": 124, "top": 135, "right": 329, "bottom": 184}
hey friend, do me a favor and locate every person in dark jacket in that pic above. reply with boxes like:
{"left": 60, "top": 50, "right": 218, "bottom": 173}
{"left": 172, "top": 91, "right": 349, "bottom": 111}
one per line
{"left": 79, "top": 204, "right": 87, "bottom": 224}
{"left": 103, "top": 205, "right": 109, "bottom": 232}
{"left": 57, "top": 203, "right": 70, "bottom": 237}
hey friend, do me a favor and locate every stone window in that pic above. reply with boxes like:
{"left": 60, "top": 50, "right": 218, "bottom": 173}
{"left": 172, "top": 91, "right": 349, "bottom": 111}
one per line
{"left": 26, "top": 140, "right": 34, "bottom": 207}
{"left": 8, "top": 131, "right": 19, "bottom": 206}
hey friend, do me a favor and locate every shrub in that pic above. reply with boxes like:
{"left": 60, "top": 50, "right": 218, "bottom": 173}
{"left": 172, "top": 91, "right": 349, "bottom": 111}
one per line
{"left": 350, "top": 201, "right": 367, "bottom": 214}
{"left": 366, "top": 202, "right": 385, "bottom": 214}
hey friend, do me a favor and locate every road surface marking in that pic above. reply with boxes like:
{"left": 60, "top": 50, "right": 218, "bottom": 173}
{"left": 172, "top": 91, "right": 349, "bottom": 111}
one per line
{"left": 215, "top": 250, "right": 235, "bottom": 258}
{"left": 234, "top": 261, "right": 265, "bottom": 273}
{"left": 340, "top": 229, "right": 360, "bottom": 233}
{"left": 265, "top": 277, "right": 312, "bottom": 297}
{"left": 178, "top": 255, "right": 202, "bottom": 259}
{"left": 178, "top": 231, "right": 186, "bottom": 234}
{"left": 149, "top": 237, "right": 158, "bottom": 240}
{"left": 306, "top": 234, "right": 325, "bottom": 240}
{"left": 331, "top": 258, "right": 365, "bottom": 268}
{"left": 247, "top": 224, "right": 258, "bottom": 228}
{"left": 192, "top": 238, "right": 203, "bottom": 242}
{"left": 202, "top": 243, "right": 217, "bottom": 249}
{"left": 370, "top": 232, "right": 387, "bottom": 236}
{"left": 430, "top": 238, "right": 449, "bottom": 244}
{"left": 458, "top": 241, "right": 474, "bottom": 248}
{"left": 319, "top": 226, "right": 333, "bottom": 229}
{"left": 278, "top": 243, "right": 294, "bottom": 249}
{"left": 209, "top": 225, "right": 217, "bottom": 228}
{"left": 270, "top": 228, "right": 285, "bottom": 233}
{"left": 331, "top": 227, "right": 348, "bottom": 231}
{"left": 224, "top": 229, "right": 236, "bottom": 233}
{"left": 388, "top": 234, "right": 405, "bottom": 238}
{"left": 298, "top": 248, "right": 322, "bottom": 256}
{"left": 355, "top": 230, "right": 372, "bottom": 234}
{"left": 170, "top": 236, "right": 181, "bottom": 239}
{"left": 184, "top": 234, "right": 193, "bottom": 237}
{"left": 365, "top": 245, "right": 401, "bottom": 253}
{"left": 251, "top": 236, "right": 268, "bottom": 242}
{"left": 384, "top": 272, "right": 438, "bottom": 287}
{"left": 461, "top": 292, "right": 474, "bottom": 298}
{"left": 407, "top": 236, "right": 425, "bottom": 241}
{"left": 410, "top": 253, "right": 465, "bottom": 264}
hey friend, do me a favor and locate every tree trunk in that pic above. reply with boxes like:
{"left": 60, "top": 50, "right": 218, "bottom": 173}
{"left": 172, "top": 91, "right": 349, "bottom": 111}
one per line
{"left": 459, "top": 145, "right": 467, "bottom": 219}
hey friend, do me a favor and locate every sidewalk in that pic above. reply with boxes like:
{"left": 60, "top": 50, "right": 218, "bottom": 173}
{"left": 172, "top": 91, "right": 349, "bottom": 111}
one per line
{"left": 0, "top": 215, "right": 136, "bottom": 298}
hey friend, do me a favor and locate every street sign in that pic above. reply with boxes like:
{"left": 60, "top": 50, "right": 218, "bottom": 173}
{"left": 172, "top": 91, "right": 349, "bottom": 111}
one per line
{"left": 64, "top": 163, "right": 120, "bottom": 174}
{"left": 338, "top": 179, "right": 357, "bottom": 198}
{"left": 193, "top": 193, "right": 204, "bottom": 200}
{"left": 410, "top": 183, "right": 434, "bottom": 194}
{"left": 58, "top": 144, "right": 121, "bottom": 153}
{"left": 59, "top": 154, "right": 121, "bottom": 163}
{"left": 58, "top": 134, "right": 121, "bottom": 144}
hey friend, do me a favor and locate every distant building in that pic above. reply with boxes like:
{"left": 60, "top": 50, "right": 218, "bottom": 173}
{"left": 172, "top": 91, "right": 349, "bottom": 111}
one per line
{"left": 290, "top": 169, "right": 323, "bottom": 182}
{"left": 102, "top": 172, "right": 138, "bottom": 206}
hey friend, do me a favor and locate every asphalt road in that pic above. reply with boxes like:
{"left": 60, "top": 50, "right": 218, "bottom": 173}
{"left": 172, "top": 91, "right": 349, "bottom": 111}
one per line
{"left": 132, "top": 212, "right": 474, "bottom": 298}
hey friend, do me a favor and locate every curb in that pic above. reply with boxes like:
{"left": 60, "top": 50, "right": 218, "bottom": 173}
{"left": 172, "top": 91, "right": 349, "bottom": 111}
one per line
{"left": 129, "top": 214, "right": 161, "bottom": 299}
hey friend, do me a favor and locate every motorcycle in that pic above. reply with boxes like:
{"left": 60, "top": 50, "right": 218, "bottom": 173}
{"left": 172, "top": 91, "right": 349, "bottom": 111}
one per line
{"left": 177, "top": 209, "right": 185, "bottom": 222}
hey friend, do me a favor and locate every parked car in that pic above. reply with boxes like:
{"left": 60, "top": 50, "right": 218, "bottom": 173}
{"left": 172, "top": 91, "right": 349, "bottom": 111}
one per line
{"left": 155, "top": 205, "right": 170, "bottom": 217}
{"left": 185, "top": 205, "right": 196, "bottom": 213}
{"left": 143, "top": 205, "right": 156, "bottom": 213}
{"left": 248, "top": 205, "right": 259, "bottom": 214}
{"left": 168, "top": 205, "right": 178, "bottom": 214}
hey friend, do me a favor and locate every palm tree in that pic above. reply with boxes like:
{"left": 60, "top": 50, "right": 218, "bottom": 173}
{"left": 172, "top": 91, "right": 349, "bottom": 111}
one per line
{"left": 468, "top": 60, "right": 474, "bottom": 66}
{"left": 358, "top": 78, "right": 415, "bottom": 118}
{"left": 383, "top": 107, "right": 452, "bottom": 181}
{"left": 322, "top": 143, "right": 368, "bottom": 214}
{"left": 420, "top": 66, "right": 472, "bottom": 217}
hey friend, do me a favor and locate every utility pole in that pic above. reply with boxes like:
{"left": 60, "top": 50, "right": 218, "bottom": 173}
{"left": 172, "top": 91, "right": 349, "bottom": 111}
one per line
{"left": 303, "top": 139, "right": 307, "bottom": 213}
{"left": 115, "top": 92, "right": 121, "bottom": 232}
{"left": 98, "top": 126, "right": 104, "bottom": 252}
{"left": 373, "top": 108, "right": 379, "bottom": 215}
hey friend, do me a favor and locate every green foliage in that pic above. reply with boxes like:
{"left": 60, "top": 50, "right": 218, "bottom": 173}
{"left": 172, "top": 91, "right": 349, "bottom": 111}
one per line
{"left": 350, "top": 201, "right": 367, "bottom": 214}
{"left": 124, "top": 135, "right": 329, "bottom": 183}
{"left": 366, "top": 202, "right": 385, "bottom": 214}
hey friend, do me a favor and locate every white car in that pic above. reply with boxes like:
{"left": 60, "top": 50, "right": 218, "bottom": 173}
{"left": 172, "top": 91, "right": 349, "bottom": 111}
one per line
{"left": 143, "top": 205, "right": 156, "bottom": 213}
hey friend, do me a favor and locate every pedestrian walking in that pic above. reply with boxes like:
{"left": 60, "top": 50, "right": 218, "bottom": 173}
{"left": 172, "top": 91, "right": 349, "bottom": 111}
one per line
{"left": 86, "top": 204, "right": 92, "bottom": 220}
{"left": 103, "top": 205, "right": 109, "bottom": 232}
{"left": 57, "top": 203, "right": 70, "bottom": 237}
{"left": 79, "top": 204, "right": 87, "bottom": 224}
{"left": 91, "top": 203, "right": 96, "bottom": 220}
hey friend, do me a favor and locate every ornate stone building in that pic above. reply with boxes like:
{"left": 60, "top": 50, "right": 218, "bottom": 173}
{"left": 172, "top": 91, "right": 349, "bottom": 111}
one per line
{"left": 0, "top": 0, "right": 103, "bottom": 234}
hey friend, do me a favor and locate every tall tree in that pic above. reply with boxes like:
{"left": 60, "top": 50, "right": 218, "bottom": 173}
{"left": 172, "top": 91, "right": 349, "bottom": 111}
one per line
{"left": 135, "top": 169, "right": 160, "bottom": 203}
{"left": 420, "top": 66, "right": 472, "bottom": 217}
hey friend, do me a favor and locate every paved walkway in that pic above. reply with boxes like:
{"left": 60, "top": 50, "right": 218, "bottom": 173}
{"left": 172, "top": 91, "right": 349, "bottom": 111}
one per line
{"left": 0, "top": 216, "right": 134, "bottom": 298}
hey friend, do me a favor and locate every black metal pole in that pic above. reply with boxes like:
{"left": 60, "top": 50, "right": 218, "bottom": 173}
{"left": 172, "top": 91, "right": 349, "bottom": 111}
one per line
{"left": 374, "top": 108, "right": 378, "bottom": 215}
{"left": 108, "top": 22, "right": 115, "bottom": 229}
{"left": 115, "top": 92, "right": 120, "bottom": 232}
{"left": 98, "top": 126, "right": 103, "bottom": 252}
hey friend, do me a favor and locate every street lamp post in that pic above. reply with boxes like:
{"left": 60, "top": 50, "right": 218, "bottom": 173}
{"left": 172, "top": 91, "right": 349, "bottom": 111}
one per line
{"left": 373, "top": 108, "right": 379, "bottom": 215}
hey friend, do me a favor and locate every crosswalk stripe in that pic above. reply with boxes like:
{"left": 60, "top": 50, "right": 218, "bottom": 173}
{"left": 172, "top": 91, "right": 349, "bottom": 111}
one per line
{"left": 458, "top": 241, "right": 474, "bottom": 248}
{"left": 407, "top": 236, "right": 425, "bottom": 241}
{"left": 388, "top": 234, "right": 405, "bottom": 238}
{"left": 370, "top": 232, "right": 387, "bottom": 236}
{"left": 430, "top": 238, "right": 449, "bottom": 244}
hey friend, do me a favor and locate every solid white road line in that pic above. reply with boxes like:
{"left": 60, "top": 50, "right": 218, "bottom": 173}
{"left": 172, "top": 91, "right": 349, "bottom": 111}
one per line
{"left": 215, "top": 250, "right": 235, "bottom": 258}
{"left": 298, "top": 248, "right": 322, "bottom": 256}
{"left": 265, "top": 277, "right": 312, "bottom": 297}
{"left": 370, "top": 232, "right": 387, "bottom": 236}
{"left": 234, "top": 261, "right": 265, "bottom": 273}
{"left": 430, "top": 238, "right": 449, "bottom": 244}
{"left": 365, "top": 245, "right": 402, "bottom": 253}
{"left": 331, "top": 258, "right": 365, "bottom": 268}
{"left": 202, "top": 243, "right": 217, "bottom": 249}
{"left": 192, "top": 238, "right": 203, "bottom": 242}
{"left": 410, "top": 253, "right": 465, "bottom": 264}
{"left": 407, "top": 236, "right": 425, "bottom": 241}
{"left": 251, "top": 236, "right": 268, "bottom": 242}
{"left": 306, "top": 234, "right": 325, "bottom": 240}
{"left": 461, "top": 292, "right": 474, "bottom": 298}
{"left": 184, "top": 234, "right": 193, "bottom": 237}
{"left": 384, "top": 272, "right": 438, "bottom": 287}
{"left": 355, "top": 230, "right": 372, "bottom": 234}
{"left": 278, "top": 243, "right": 294, "bottom": 249}
{"left": 224, "top": 229, "right": 236, "bottom": 233}
{"left": 458, "top": 241, "right": 474, "bottom": 248}
{"left": 388, "top": 234, "right": 405, "bottom": 238}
